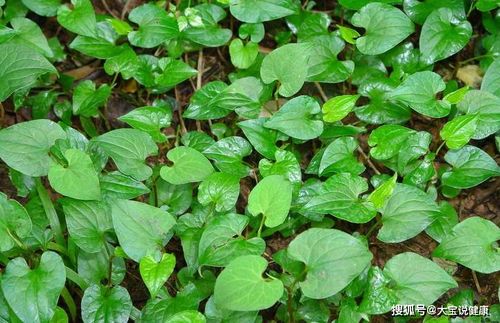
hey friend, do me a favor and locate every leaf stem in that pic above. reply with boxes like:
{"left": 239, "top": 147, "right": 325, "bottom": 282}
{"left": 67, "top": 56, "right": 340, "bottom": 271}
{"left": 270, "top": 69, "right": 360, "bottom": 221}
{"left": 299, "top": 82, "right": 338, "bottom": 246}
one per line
{"left": 65, "top": 266, "right": 89, "bottom": 290}
{"left": 60, "top": 287, "right": 77, "bottom": 321}
{"left": 36, "top": 178, "right": 66, "bottom": 249}
{"left": 435, "top": 141, "right": 446, "bottom": 156}
{"left": 257, "top": 215, "right": 266, "bottom": 238}
{"left": 365, "top": 217, "right": 382, "bottom": 238}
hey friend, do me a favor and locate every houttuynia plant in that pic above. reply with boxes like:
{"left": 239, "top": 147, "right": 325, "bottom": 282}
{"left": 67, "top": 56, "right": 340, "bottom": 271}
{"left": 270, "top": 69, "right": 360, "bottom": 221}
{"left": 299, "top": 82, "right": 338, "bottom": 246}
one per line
{"left": 0, "top": 0, "right": 498, "bottom": 322}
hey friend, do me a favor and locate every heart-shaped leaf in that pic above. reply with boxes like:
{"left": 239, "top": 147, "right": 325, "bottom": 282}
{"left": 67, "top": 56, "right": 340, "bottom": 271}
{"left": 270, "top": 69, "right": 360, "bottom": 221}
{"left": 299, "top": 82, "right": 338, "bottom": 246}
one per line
{"left": 1, "top": 251, "right": 66, "bottom": 323}
{"left": 81, "top": 284, "right": 132, "bottom": 323}
{"left": 198, "top": 172, "right": 240, "bottom": 212}
{"left": 0, "top": 119, "right": 66, "bottom": 177}
{"left": 420, "top": 8, "right": 472, "bottom": 63}
{"left": 140, "top": 253, "right": 176, "bottom": 298}
{"left": 48, "top": 149, "right": 101, "bottom": 200}
{"left": 214, "top": 255, "right": 284, "bottom": 311}
{"left": 57, "top": 0, "right": 97, "bottom": 37}
{"left": 433, "top": 217, "right": 500, "bottom": 274}
{"left": 248, "top": 175, "right": 292, "bottom": 228}
{"left": 264, "top": 95, "right": 324, "bottom": 140}
{"left": 111, "top": 199, "right": 176, "bottom": 262}
{"left": 352, "top": 3, "right": 414, "bottom": 55}
{"left": 160, "top": 146, "right": 214, "bottom": 185}
{"left": 229, "top": 0, "right": 298, "bottom": 23}
{"left": 288, "top": 228, "right": 373, "bottom": 299}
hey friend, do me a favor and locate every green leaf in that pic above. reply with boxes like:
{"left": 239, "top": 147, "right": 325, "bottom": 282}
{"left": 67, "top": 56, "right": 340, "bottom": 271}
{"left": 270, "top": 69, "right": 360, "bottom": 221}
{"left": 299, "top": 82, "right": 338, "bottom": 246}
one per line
{"left": 352, "top": 3, "right": 414, "bottom": 55}
{"left": 182, "top": 4, "right": 232, "bottom": 48}
{"left": 403, "top": 0, "right": 465, "bottom": 25}
{"left": 305, "top": 36, "right": 355, "bottom": 84}
{"left": 165, "top": 311, "right": 206, "bottom": 323}
{"left": 287, "top": 228, "right": 372, "bottom": 299}
{"left": 127, "top": 3, "right": 179, "bottom": 48}
{"left": 319, "top": 137, "right": 365, "bottom": 176}
{"left": 198, "top": 172, "right": 240, "bottom": 212}
{"left": 78, "top": 245, "right": 126, "bottom": 286}
{"left": 260, "top": 43, "right": 311, "bottom": 97}
{"left": 103, "top": 45, "right": 139, "bottom": 79}
{"left": 239, "top": 23, "right": 265, "bottom": 42}
{"left": 1, "top": 251, "right": 66, "bottom": 323}
{"left": 378, "top": 183, "right": 439, "bottom": 243}
{"left": 9, "top": 17, "right": 53, "bottom": 57}
{"left": 81, "top": 284, "right": 132, "bottom": 323}
{"left": 433, "top": 217, "right": 500, "bottom": 274}
{"left": 48, "top": 149, "right": 101, "bottom": 200}
{"left": 61, "top": 199, "right": 112, "bottom": 253}
{"left": 361, "top": 252, "right": 457, "bottom": 314}
{"left": 0, "top": 192, "right": 31, "bottom": 252}
{"left": 389, "top": 71, "right": 451, "bottom": 118}
{"left": 21, "top": 0, "right": 61, "bottom": 16}
{"left": 229, "top": 39, "right": 258, "bottom": 69}
{"left": 57, "top": 0, "right": 97, "bottom": 37}
{"left": 481, "top": 58, "right": 500, "bottom": 97}
{"left": 69, "top": 35, "right": 121, "bottom": 59}
{"left": 264, "top": 95, "right": 323, "bottom": 140}
{"left": 443, "top": 86, "right": 469, "bottom": 105}
{"left": 140, "top": 254, "right": 176, "bottom": 298}
{"left": 111, "top": 199, "right": 176, "bottom": 262}
{"left": 440, "top": 114, "right": 478, "bottom": 149}
{"left": 304, "top": 173, "right": 376, "bottom": 223}
{"left": 0, "top": 120, "right": 66, "bottom": 177}
{"left": 92, "top": 129, "right": 158, "bottom": 181}
{"left": 229, "top": 0, "right": 297, "bottom": 23}
{"left": 198, "top": 213, "right": 265, "bottom": 267}
{"left": 248, "top": 175, "right": 292, "bottom": 228}
{"left": 441, "top": 145, "right": 500, "bottom": 189}
{"left": 425, "top": 201, "right": 458, "bottom": 243}
{"left": 238, "top": 118, "right": 278, "bottom": 160}
{"left": 154, "top": 58, "right": 198, "bottom": 90}
{"left": 72, "top": 80, "right": 111, "bottom": 117}
{"left": 419, "top": 8, "right": 472, "bottom": 63}
{"left": 456, "top": 90, "right": 500, "bottom": 140}
{"left": 214, "top": 255, "right": 284, "bottom": 311}
{"left": 322, "top": 95, "right": 360, "bottom": 122}
{"left": 100, "top": 172, "right": 150, "bottom": 200}
{"left": 259, "top": 150, "right": 302, "bottom": 187}
{"left": 338, "top": 25, "right": 360, "bottom": 44}
{"left": 0, "top": 43, "right": 57, "bottom": 101}
{"left": 118, "top": 105, "right": 172, "bottom": 142}
{"left": 160, "top": 146, "right": 214, "bottom": 185}
{"left": 368, "top": 173, "right": 397, "bottom": 209}
{"left": 203, "top": 136, "right": 252, "bottom": 178}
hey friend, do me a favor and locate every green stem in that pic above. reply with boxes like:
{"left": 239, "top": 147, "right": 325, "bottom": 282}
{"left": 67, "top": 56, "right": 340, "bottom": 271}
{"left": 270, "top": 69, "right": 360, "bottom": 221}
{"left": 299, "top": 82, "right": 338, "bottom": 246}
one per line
{"left": 435, "top": 141, "right": 446, "bottom": 156}
{"left": 7, "top": 229, "right": 28, "bottom": 251}
{"left": 467, "top": 0, "right": 476, "bottom": 17}
{"left": 65, "top": 266, "right": 89, "bottom": 290}
{"left": 0, "top": 252, "right": 9, "bottom": 265}
{"left": 257, "top": 215, "right": 266, "bottom": 238}
{"left": 366, "top": 217, "right": 382, "bottom": 238}
{"left": 130, "top": 307, "right": 142, "bottom": 321}
{"left": 36, "top": 178, "right": 66, "bottom": 249}
{"left": 459, "top": 53, "right": 494, "bottom": 65}
{"left": 47, "top": 242, "right": 68, "bottom": 256}
{"left": 60, "top": 287, "right": 77, "bottom": 321}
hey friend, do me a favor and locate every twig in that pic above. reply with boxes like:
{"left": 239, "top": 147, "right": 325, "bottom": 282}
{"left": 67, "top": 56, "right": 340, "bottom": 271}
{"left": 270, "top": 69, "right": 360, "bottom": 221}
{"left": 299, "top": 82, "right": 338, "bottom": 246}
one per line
{"left": 357, "top": 147, "right": 381, "bottom": 175}
{"left": 101, "top": 0, "right": 119, "bottom": 18}
{"left": 121, "top": 0, "right": 133, "bottom": 19}
{"left": 471, "top": 270, "right": 482, "bottom": 294}
{"left": 314, "top": 82, "right": 328, "bottom": 102}
{"left": 0, "top": 102, "right": 5, "bottom": 126}
{"left": 174, "top": 87, "right": 187, "bottom": 134}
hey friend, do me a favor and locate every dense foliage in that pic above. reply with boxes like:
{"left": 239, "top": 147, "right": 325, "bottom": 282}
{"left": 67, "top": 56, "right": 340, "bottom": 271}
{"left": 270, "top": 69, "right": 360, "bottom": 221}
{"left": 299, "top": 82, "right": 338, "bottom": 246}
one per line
{"left": 0, "top": 0, "right": 499, "bottom": 322}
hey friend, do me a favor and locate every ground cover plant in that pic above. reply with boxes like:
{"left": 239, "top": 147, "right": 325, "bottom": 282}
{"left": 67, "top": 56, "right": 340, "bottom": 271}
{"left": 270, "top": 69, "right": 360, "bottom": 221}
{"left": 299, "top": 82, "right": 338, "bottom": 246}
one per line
{"left": 0, "top": 0, "right": 498, "bottom": 322}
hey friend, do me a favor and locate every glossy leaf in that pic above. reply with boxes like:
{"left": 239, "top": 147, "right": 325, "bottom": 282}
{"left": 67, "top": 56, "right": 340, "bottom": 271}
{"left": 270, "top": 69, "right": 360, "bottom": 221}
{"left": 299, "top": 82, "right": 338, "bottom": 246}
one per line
{"left": 81, "top": 284, "right": 132, "bottom": 323}
{"left": 288, "top": 228, "right": 372, "bottom": 299}
{"left": 160, "top": 146, "right": 214, "bottom": 185}
{"left": 140, "top": 253, "right": 176, "bottom": 298}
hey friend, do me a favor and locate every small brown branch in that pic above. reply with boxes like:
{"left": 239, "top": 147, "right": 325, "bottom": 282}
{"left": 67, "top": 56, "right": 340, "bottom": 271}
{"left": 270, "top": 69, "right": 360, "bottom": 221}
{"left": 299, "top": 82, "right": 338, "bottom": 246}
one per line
{"left": 101, "top": 0, "right": 119, "bottom": 18}
{"left": 357, "top": 147, "right": 381, "bottom": 175}
{"left": 314, "top": 82, "right": 328, "bottom": 102}
{"left": 471, "top": 270, "right": 482, "bottom": 294}
{"left": 174, "top": 87, "right": 187, "bottom": 134}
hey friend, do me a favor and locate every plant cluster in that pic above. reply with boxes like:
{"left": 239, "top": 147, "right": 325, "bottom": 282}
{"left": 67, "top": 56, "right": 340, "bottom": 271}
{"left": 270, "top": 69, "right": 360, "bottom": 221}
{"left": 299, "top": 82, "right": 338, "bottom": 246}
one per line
{"left": 0, "top": 0, "right": 499, "bottom": 322}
